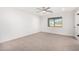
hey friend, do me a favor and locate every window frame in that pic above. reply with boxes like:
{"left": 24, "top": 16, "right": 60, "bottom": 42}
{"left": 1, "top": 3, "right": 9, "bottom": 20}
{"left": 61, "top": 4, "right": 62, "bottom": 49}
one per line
{"left": 48, "top": 17, "right": 63, "bottom": 27}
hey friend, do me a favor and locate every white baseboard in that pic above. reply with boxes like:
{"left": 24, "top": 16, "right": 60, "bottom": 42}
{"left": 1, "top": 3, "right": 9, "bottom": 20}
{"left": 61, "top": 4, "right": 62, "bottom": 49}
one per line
{"left": 41, "top": 31, "right": 74, "bottom": 37}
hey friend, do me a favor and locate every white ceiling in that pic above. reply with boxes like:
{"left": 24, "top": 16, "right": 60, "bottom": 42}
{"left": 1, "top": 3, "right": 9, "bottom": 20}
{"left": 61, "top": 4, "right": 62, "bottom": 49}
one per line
{"left": 18, "top": 7, "right": 77, "bottom": 16}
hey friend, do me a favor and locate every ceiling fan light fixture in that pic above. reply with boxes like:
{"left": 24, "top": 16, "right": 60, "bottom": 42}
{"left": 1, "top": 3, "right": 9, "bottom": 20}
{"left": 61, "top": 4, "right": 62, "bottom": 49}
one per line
{"left": 42, "top": 10, "right": 46, "bottom": 13}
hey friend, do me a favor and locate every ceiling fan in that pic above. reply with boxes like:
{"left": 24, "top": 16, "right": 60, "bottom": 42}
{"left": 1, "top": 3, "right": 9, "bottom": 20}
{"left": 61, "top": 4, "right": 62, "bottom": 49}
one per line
{"left": 37, "top": 7, "right": 53, "bottom": 13}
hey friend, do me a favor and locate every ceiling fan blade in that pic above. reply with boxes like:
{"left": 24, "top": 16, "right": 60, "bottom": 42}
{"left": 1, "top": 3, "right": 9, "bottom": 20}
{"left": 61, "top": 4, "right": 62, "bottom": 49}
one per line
{"left": 42, "top": 7, "right": 50, "bottom": 11}
{"left": 46, "top": 7, "right": 50, "bottom": 9}
{"left": 47, "top": 10, "right": 53, "bottom": 13}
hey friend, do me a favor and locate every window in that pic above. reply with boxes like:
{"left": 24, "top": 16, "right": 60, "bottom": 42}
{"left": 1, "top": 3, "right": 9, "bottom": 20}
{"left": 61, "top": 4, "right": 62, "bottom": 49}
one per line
{"left": 48, "top": 17, "right": 63, "bottom": 27}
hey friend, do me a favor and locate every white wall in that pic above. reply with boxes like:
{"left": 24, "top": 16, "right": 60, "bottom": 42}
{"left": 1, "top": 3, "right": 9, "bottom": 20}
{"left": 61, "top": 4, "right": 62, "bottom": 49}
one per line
{"left": 40, "top": 11, "right": 74, "bottom": 36}
{"left": 0, "top": 8, "right": 40, "bottom": 43}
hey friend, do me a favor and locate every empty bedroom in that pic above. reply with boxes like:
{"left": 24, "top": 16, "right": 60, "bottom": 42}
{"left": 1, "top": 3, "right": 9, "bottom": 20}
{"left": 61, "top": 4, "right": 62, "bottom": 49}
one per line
{"left": 0, "top": 7, "right": 79, "bottom": 51}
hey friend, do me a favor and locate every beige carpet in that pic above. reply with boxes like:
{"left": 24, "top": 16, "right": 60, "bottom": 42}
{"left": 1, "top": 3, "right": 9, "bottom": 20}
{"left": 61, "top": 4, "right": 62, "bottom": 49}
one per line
{"left": 0, "top": 32, "right": 79, "bottom": 51}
